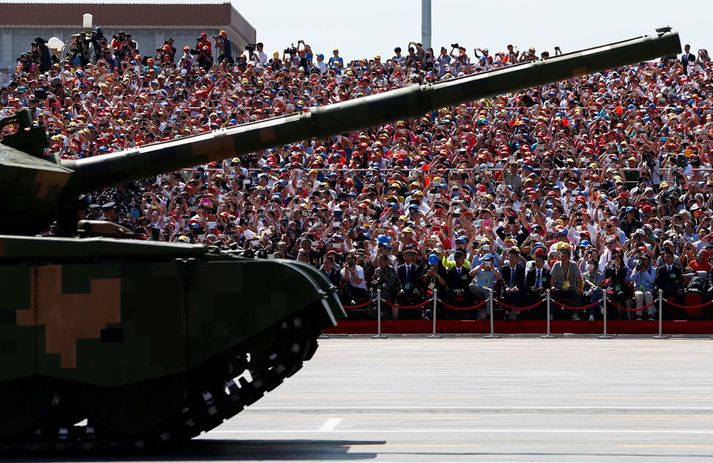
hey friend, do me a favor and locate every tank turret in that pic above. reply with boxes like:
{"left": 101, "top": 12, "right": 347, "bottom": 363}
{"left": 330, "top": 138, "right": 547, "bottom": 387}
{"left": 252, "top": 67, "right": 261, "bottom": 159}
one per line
{"left": 1, "top": 30, "right": 681, "bottom": 235}
{"left": 0, "top": 29, "right": 681, "bottom": 451}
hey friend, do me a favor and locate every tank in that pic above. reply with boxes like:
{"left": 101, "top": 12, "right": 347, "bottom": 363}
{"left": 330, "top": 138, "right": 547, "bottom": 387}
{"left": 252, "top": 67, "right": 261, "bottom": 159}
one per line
{"left": 0, "top": 30, "right": 680, "bottom": 451}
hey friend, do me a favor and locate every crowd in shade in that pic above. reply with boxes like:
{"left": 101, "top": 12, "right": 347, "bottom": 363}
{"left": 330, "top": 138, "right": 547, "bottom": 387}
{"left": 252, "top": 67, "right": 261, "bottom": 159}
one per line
{"left": 2, "top": 31, "right": 713, "bottom": 321}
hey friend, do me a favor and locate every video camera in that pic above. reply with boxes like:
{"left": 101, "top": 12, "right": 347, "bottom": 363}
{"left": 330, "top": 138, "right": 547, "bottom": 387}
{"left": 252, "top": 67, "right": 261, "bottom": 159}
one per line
{"left": 284, "top": 44, "right": 297, "bottom": 55}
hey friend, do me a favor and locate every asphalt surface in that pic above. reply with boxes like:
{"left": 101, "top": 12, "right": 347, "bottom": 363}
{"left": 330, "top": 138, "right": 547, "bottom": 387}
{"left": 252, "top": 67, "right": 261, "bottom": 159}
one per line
{"left": 19, "top": 338, "right": 713, "bottom": 462}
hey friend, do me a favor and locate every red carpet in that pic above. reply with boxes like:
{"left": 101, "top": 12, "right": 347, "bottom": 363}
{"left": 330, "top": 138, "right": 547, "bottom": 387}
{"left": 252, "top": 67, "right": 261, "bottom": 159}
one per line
{"left": 325, "top": 320, "right": 713, "bottom": 335}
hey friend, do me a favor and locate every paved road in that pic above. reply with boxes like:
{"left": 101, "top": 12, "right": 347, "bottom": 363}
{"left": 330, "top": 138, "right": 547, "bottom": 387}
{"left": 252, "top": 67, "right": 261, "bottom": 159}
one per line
{"left": 25, "top": 338, "right": 713, "bottom": 462}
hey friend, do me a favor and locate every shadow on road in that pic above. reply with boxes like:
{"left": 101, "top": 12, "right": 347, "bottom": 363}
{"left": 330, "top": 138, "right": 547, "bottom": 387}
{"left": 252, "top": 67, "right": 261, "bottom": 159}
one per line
{"left": 8, "top": 439, "right": 383, "bottom": 461}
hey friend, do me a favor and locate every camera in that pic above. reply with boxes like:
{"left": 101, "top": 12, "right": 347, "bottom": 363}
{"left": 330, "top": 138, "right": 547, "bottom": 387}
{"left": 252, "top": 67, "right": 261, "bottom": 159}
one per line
{"left": 245, "top": 43, "right": 256, "bottom": 53}
{"left": 451, "top": 43, "right": 459, "bottom": 49}
{"left": 284, "top": 44, "right": 297, "bottom": 55}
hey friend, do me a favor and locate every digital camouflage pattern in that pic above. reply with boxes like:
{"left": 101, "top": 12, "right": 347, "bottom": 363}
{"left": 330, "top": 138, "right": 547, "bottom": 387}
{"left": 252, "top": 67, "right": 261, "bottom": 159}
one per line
{"left": 0, "top": 235, "right": 341, "bottom": 387}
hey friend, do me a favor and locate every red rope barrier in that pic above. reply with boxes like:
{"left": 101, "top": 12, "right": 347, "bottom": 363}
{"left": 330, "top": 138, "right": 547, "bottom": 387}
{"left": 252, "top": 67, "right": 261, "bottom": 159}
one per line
{"left": 662, "top": 298, "right": 713, "bottom": 310}
{"left": 342, "top": 299, "right": 374, "bottom": 310}
{"left": 551, "top": 299, "right": 601, "bottom": 311}
{"left": 607, "top": 298, "right": 657, "bottom": 312}
{"left": 495, "top": 298, "right": 545, "bottom": 311}
{"left": 438, "top": 299, "right": 487, "bottom": 311}
{"left": 380, "top": 298, "right": 433, "bottom": 310}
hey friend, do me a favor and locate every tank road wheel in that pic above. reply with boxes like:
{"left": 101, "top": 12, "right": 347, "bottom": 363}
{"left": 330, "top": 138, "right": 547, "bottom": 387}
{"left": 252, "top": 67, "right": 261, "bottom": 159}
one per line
{"left": 0, "top": 378, "right": 55, "bottom": 439}
{"left": 82, "top": 375, "right": 186, "bottom": 439}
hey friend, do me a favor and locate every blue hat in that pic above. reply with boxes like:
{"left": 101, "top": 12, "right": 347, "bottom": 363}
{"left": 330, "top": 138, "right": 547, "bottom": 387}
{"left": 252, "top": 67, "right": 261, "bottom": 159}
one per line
{"left": 377, "top": 234, "right": 391, "bottom": 245}
{"left": 428, "top": 254, "right": 440, "bottom": 266}
{"left": 455, "top": 236, "right": 468, "bottom": 243}
{"left": 580, "top": 240, "right": 591, "bottom": 247}
{"left": 482, "top": 253, "right": 494, "bottom": 260}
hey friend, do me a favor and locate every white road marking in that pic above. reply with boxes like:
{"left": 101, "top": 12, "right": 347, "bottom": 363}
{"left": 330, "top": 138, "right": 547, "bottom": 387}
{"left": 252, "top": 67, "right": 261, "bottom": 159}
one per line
{"left": 210, "top": 427, "right": 713, "bottom": 435}
{"left": 251, "top": 406, "right": 713, "bottom": 412}
{"left": 318, "top": 418, "right": 342, "bottom": 432}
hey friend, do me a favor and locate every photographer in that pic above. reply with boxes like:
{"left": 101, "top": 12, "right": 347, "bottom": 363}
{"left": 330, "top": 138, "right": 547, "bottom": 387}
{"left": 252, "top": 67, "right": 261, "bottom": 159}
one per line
{"left": 631, "top": 255, "right": 656, "bottom": 320}
{"left": 214, "top": 30, "right": 233, "bottom": 65}
{"left": 33, "top": 37, "right": 52, "bottom": 73}
{"left": 196, "top": 32, "right": 212, "bottom": 58}
{"left": 371, "top": 253, "right": 398, "bottom": 319}
{"left": 111, "top": 31, "right": 129, "bottom": 61}
{"left": 340, "top": 253, "right": 368, "bottom": 304}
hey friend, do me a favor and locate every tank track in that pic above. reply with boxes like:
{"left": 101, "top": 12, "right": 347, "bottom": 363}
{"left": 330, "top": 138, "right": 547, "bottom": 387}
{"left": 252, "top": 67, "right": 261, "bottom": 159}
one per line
{"left": 0, "top": 309, "right": 322, "bottom": 455}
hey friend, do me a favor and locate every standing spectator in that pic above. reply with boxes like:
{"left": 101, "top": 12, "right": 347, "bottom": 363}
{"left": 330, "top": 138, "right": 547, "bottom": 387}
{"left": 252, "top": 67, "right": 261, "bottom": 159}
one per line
{"left": 681, "top": 43, "right": 696, "bottom": 75}
{"left": 196, "top": 32, "right": 212, "bottom": 58}
{"left": 314, "top": 53, "right": 327, "bottom": 74}
{"left": 33, "top": 38, "right": 52, "bottom": 73}
{"left": 215, "top": 30, "right": 233, "bottom": 65}
{"left": 392, "top": 47, "right": 406, "bottom": 66}
{"left": 256, "top": 42, "right": 267, "bottom": 65}
{"left": 328, "top": 49, "right": 343, "bottom": 72}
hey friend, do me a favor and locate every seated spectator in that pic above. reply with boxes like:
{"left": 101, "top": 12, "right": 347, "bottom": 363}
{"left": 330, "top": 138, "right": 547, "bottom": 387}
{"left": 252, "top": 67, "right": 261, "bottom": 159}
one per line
{"left": 656, "top": 249, "right": 685, "bottom": 318}
{"left": 604, "top": 251, "right": 630, "bottom": 318}
{"left": 371, "top": 253, "right": 399, "bottom": 318}
{"left": 582, "top": 259, "right": 604, "bottom": 321}
{"left": 525, "top": 250, "right": 550, "bottom": 318}
{"left": 341, "top": 253, "right": 368, "bottom": 304}
{"left": 631, "top": 255, "right": 656, "bottom": 321}
{"left": 444, "top": 250, "right": 473, "bottom": 313}
{"left": 500, "top": 247, "right": 526, "bottom": 319}
{"left": 550, "top": 246, "right": 584, "bottom": 319}
{"left": 396, "top": 245, "right": 424, "bottom": 318}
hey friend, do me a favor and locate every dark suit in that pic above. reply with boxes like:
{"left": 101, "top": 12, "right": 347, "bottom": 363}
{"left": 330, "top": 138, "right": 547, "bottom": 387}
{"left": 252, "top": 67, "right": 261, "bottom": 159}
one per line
{"left": 500, "top": 263, "right": 526, "bottom": 318}
{"left": 444, "top": 266, "right": 473, "bottom": 308}
{"left": 525, "top": 265, "right": 550, "bottom": 319}
{"left": 500, "top": 263, "right": 526, "bottom": 294}
{"left": 397, "top": 263, "right": 423, "bottom": 295}
{"left": 656, "top": 263, "right": 684, "bottom": 318}
{"left": 526, "top": 266, "right": 551, "bottom": 295}
{"left": 681, "top": 52, "right": 695, "bottom": 74}
{"left": 396, "top": 263, "right": 423, "bottom": 319}
{"left": 604, "top": 264, "right": 629, "bottom": 317}
{"left": 655, "top": 263, "right": 684, "bottom": 298}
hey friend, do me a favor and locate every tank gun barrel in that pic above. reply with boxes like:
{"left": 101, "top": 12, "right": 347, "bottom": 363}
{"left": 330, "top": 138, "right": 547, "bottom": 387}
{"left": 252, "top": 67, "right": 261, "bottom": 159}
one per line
{"left": 60, "top": 30, "right": 680, "bottom": 195}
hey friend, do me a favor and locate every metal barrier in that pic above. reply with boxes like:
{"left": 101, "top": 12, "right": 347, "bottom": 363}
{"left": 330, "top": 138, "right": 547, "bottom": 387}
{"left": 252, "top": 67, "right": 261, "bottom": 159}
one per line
{"left": 340, "top": 288, "right": 712, "bottom": 338}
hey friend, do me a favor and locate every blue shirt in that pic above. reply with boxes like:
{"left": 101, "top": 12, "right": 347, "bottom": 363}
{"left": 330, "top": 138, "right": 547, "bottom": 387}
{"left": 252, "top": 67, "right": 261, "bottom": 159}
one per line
{"left": 631, "top": 267, "right": 655, "bottom": 292}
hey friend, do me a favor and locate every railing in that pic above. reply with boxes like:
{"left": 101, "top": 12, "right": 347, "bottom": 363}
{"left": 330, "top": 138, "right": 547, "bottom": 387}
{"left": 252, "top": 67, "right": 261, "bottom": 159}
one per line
{"left": 341, "top": 289, "right": 713, "bottom": 338}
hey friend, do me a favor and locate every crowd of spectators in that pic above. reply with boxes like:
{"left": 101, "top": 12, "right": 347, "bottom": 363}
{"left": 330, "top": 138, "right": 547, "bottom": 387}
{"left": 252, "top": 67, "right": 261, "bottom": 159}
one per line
{"left": 2, "top": 30, "right": 713, "bottom": 321}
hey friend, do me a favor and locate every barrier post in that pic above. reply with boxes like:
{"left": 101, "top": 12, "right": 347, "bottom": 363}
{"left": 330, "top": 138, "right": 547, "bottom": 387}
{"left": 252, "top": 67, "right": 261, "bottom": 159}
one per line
{"left": 372, "top": 289, "right": 387, "bottom": 339}
{"left": 598, "top": 295, "right": 614, "bottom": 339}
{"left": 428, "top": 289, "right": 441, "bottom": 338}
{"left": 485, "top": 288, "right": 500, "bottom": 339}
{"left": 653, "top": 289, "right": 668, "bottom": 339}
{"left": 541, "top": 289, "right": 555, "bottom": 338}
